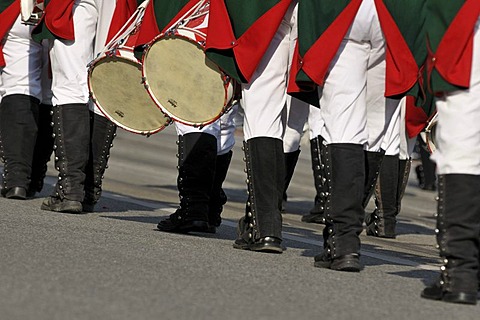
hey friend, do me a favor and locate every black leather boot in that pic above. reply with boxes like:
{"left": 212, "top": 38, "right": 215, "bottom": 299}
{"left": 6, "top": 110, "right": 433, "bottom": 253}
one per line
{"left": 396, "top": 159, "right": 411, "bottom": 214}
{"left": 362, "top": 150, "right": 385, "bottom": 208}
{"left": 206, "top": 150, "right": 233, "bottom": 233}
{"left": 314, "top": 143, "right": 365, "bottom": 272}
{"left": 366, "top": 158, "right": 412, "bottom": 238}
{"left": 27, "top": 104, "right": 54, "bottom": 198}
{"left": 0, "top": 94, "right": 40, "bottom": 200}
{"left": 82, "top": 112, "right": 117, "bottom": 212}
{"left": 233, "top": 137, "right": 284, "bottom": 253}
{"left": 157, "top": 133, "right": 217, "bottom": 233}
{"left": 301, "top": 136, "right": 327, "bottom": 224}
{"left": 41, "top": 104, "right": 90, "bottom": 213}
{"left": 421, "top": 174, "right": 480, "bottom": 305}
{"left": 417, "top": 138, "right": 437, "bottom": 190}
{"left": 282, "top": 149, "right": 300, "bottom": 213}
{"left": 365, "top": 155, "right": 400, "bottom": 238}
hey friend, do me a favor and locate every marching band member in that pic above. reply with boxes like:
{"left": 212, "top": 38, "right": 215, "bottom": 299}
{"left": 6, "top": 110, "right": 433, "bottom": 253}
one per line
{"left": 287, "top": 0, "right": 428, "bottom": 271}
{"left": 157, "top": 108, "right": 237, "bottom": 234}
{"left": 113, "top": 0, "right": 237, "bottom": 233}
{"left": 421, "top": 0, "right": 480, "bottom": 305}
{"left": 207, "top": 0, "right": 303, "bottom": 253}
{"left": 0, "top": 0, "right": 54, "bottom": 200}
{"left": 32, "top": 0, "right": 118, "bottom": 213}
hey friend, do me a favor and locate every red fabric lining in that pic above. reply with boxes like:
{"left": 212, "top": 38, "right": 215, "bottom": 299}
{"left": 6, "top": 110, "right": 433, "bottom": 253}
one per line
{"left": 0, "top": 0, "right": 20, "bottom": 67}
{"left": 433, "top": 0, "right": 480, "bottom": 89}
{"left": 374, "top": 0, "right": 418, "bottom": 97}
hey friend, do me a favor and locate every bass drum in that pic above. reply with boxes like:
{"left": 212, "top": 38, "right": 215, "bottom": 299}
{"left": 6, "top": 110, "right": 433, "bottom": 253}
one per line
{"left": 88, "top": 53, "right": 171, "bottom": 136}
{"left": 141, "top": 0, "right": 233, "bottom": 127}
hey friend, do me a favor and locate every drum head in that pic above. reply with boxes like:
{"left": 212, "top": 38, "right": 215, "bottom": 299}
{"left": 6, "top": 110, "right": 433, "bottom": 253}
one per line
{"left": 89, "top": 55, "right": 170, "bottom": 135}
{"left": 143, "top": 35, "right": 227, "bottom": 126}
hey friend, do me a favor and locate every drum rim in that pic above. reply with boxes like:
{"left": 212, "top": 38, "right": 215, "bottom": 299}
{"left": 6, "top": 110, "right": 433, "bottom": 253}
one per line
{"left": 141, "top": 33, "right": 229, "bottom": 127}
{"left": 88, "top": 53, "right": 171, "bottom": 136}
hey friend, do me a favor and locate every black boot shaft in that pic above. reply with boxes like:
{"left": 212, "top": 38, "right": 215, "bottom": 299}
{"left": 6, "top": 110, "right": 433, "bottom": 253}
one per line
{"left": 323, "top": 143, "right": 365, "bottom": 257}
{"left": 363, "top": 150, "right": 385, "bottom": 208}
{"left": 209, "top": 150, "right": 233, "bottom": 227}
{"left": 0, "top": 94, "right": 40, "bottom": 192}
{"left": 177, "top": 133, "right": 217, "bottom": 214}
{"left": 157, "top": 132, "right": 218, "bottom": 233}
{"left": 29, "top": 104, "right": 55, "bottom": 195}
{"left": 422, "top": 174, "right": 480, "bottom": 304}
{"left": 51, "top": 104, "right": 90, "bottom": 201}
{"left": 366, "top": 155, "right": 400, "bottom": 238}
{"left": 241, "top": 137, "right": 284, "bottom": 240}
{"left": 84, "top": 112, "right": 117, "bottom": 208}
{"left": 283, "top": 149, "right": 300, "bottom": 201}
{"left": 302, "top": 136, "right": 327, "bottom": 224}
{"left": 396, "top": 158, "right": 411, "bottom": 214}
{"left": 435, "top": 174, "right": 480, "bottom": 295}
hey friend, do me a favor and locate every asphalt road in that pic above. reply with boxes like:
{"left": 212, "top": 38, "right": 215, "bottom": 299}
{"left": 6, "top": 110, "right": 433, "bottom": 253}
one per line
{"left": 1, "top": 125, "right": 479, "bottom": 320}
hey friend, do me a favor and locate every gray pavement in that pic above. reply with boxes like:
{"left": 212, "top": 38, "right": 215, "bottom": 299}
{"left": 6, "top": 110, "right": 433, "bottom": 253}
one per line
{"left": 1, "top": 126, "right": 479, "bottom": 320}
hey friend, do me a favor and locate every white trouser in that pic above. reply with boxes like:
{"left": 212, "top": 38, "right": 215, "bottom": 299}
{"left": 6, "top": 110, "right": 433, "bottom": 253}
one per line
{"left": 282, "top": 96, "right": 309, "bottom": 153}
{"left": 1, "top": 15, "right": 51, "bottom": 104}
{"left": 308, "top": 105, "right": 324, "bottom": 140}
{"left": 242, "top": 1, "right": 308, "bottom": 142}
{"left": 50, "top": 0, "right": 115, "bottom": 114}
{"left": 174, "top": 103, "right": 238, "bottom": 155}
{"left": 431, "top": 19, "right": 480, "bottom": 175}
{"left": 380, "top": 97, "right": 417, "bottom": 158}
{"left": 319, "top": 0, "right": 394, "bottom": 147}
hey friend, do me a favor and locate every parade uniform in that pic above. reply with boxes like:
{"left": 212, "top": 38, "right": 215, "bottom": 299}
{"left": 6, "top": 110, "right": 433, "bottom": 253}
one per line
{"left": 0, "top": 0, "right": 54, "bottom": 200}
{"left": 207, "top": 0, "right": 306, "bottom": 252}
{"left": 32, "top": 0, "right": 118, "bottom": 213}
{"left": 283, "top": 0, "right": 428, "bottom": 271}
{"left": 421, "top": 0, "right": 480, "bottom": 305}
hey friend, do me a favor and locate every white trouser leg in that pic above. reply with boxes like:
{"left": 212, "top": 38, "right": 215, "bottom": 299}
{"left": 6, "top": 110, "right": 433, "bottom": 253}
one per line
{"left": 218, "top": 103, "right": 238, "bottom": 155}
{"left": 431, "top": 19, "right": 480, "bottom": 175}
{"left": 91, "top": 0, "right": 117, "bottom": 116}
{"left": 365, "top": 62, "right": 399, "bottom": 152}
{"left": 282, "top": 96, "right": 309, "bottom": 153}
{"left": 242, "top": 1, "right": 297, "bottom": 141}
{"left": 1, "top": 16, "right": 43, "bottom": 101}
{"left": 319, "top": 0, "right": 385, "bottom": 145}
{"left": 174, "top": 102, "right": 238, "bottom": 155}
{"left": 307, "top": 104, "right": 323, "bottom": 140}
{"left": 398, "top": 98, "right": 416, "bottom": 159}
{"left": 380, "top": 98, "right": 401, "bottom": 156}
{"left": 50, "top": 0, "right": 98, "bottom": 105}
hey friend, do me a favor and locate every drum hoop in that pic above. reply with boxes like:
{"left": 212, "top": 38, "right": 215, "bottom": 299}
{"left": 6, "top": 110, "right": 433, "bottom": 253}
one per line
{"left": 88, "top": 54, "right": 171, "bottom": 136}
{"left": 141, "top": 34, "right": 231, "bottom": 127}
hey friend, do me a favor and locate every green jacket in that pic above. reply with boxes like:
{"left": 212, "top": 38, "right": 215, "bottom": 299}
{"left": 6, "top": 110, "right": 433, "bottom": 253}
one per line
{"left": 425, "top": 0, "right": 480, "bottom": 93}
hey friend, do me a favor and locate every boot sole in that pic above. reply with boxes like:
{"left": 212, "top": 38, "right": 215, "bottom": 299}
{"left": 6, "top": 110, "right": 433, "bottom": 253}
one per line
{"left": 443, "top": 292, "right": 478, "bottom": 305}
{"left": 40, "top": 202, "right": 84, "bottom": 214}
{"left": 157, "top": 220, "right": 210, "bottom": 233}
{"left": 315, "top": 255, "right": 361, "bottom": 272}
{"left": 233, "top": 241, "right": 283, "bottom": 254}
